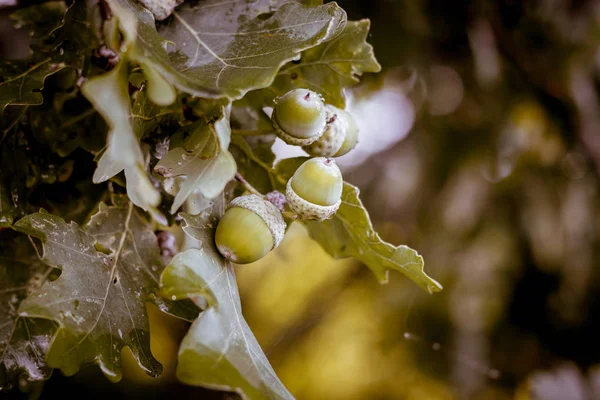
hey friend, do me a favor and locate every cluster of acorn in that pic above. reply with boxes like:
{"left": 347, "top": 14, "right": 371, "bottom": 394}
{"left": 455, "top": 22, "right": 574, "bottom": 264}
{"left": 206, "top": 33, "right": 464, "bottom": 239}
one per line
{"left": 215, "top": 89, "right": 359, "bottom": 264}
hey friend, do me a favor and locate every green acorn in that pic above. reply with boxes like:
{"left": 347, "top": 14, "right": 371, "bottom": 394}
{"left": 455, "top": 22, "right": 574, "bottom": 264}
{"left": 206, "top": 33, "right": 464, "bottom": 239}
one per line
{"left": 303, "top": 105, "right": 360, "bottom": 157}
{"left": 215, "top": 195, "right": 285, "bottom": 264}
{"left": 286, "top": 157, "right": 343, "bottom": 221}
{"left": 272, "top": 89, "right": 327, "bottom": 146}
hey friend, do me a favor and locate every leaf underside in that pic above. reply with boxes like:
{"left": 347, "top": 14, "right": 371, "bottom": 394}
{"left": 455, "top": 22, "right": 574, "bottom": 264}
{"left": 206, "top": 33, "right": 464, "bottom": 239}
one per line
{"left": 275, "top": 157, "right": 442, "bottom": 293}
{"left": 82, "top": 61, "right": 163, "bottom": 222}
{"left": 305, "top": 184, "right": 442, "bottom": 293}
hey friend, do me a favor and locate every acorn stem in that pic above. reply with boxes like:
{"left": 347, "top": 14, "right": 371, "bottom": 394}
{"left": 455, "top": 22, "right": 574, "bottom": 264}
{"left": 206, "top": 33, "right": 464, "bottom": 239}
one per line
{"left": 282, "top": 210, "right": 299, "bottom": 220}
{"left": 235, "top": 173, "right": 264, "bottom": 197}
{"left": 232, "top": 129, "right": 274, "bottom": 136}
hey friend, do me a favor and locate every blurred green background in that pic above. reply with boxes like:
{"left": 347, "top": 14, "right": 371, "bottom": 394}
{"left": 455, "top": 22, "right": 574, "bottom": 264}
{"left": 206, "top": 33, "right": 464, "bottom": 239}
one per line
{"left": 4, "top": 0, "right": 600, "bottom": 399}
{"left": 245, "top": 1, "right": 600, "bottom": 398}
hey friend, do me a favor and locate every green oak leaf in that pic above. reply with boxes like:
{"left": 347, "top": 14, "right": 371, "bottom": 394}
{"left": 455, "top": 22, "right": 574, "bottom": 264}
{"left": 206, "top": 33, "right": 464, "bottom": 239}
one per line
{"left": 100, "top": 1, "right": 178, "bottom": 107}
{"left": 12, "top": 0, "right": 99, "bottom": 68}
{"left": 250, "top": 19, "right": 381, "bottom": 108}
{"left": 107, "top": 0, "right": 346, "bottom": 99}
{"left": 12, "top": 202, "right": 194, "bottom": 380}
{"left": 275, "top": 157, "right": 442, "bottom": 293}
{"left": 0, "top": 59, "right": 65, "bottom": 112}
{"left": 82, "top": 60, "right": 163, "bottom": 223}
{"left": 159, "top": 205, "right": 294, "bottom": 400}
{"left": 54, "top": 0, "right": 100, "bottom": 70}
{"left": 0, "top": 233, "right": 57, "bottom": 390}
{"left": 1, "top": 0, "right": 98, "bottom": 113}
{"left": 84, "top": 199, "right": 199, "bottom": 321}
{"left": 155, "top": 105, "right": 236, "bottom": 214}
{"left": 305, "top": 183, "right": 442, "bottom": 293}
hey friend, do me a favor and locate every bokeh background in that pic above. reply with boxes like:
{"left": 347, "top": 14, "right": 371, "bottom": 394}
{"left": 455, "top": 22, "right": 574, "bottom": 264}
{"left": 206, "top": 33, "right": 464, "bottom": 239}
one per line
{"left": 4, "top": 0, "right": 600, "bottom": 399}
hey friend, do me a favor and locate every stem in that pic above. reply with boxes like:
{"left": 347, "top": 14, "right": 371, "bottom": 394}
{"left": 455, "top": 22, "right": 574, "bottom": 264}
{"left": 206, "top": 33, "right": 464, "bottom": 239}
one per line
{"left": 59, "top": 107, "right": 96, "bottom": 129}
{"left": 235, "top": 173, "right": 263, "bottom": 197}
{"left": 27, "top": 236, "right": 44, "bottom": 262}
{"left": 231, "top": 129, "right": 274, "bottom": 136}
{"left": 282, "top": 210, "right": 299, "bottom": 220}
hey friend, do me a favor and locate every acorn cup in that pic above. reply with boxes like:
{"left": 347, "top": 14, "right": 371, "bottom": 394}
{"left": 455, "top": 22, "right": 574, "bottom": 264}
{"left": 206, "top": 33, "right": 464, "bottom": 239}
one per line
{"left": 303, "top": 105, "right": 359, "bottom": 157}
{"left": 215, "top": 195, "right": 285, "bottom": 264}
{"left": 272, "top": 89, "right": 327, "bottom": 146}
{"left": 286, "top": 157, "right": 343, "bottom": 221}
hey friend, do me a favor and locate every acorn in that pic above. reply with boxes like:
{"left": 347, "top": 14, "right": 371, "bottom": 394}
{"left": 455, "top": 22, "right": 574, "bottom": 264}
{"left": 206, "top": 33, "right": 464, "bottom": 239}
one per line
{"left": 303, "top": 105, "right": 360, "bottom": 157}
{"left": 286, "top": 157, "right": 343, "bottom": 221}
{"left": 272, "top": 89, "right": 327, "bottom": 146}
{"left": 215, "top": 195, "right": 285, "bottom": 264}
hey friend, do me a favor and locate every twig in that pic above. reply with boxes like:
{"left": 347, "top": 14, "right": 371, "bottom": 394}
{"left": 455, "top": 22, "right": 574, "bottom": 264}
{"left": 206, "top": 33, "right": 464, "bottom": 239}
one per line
{"left": 27, "top": 235, "right": 44, "bottom": 262}
{"left": 235, "top": 173, "right": 263, "bottom": 197}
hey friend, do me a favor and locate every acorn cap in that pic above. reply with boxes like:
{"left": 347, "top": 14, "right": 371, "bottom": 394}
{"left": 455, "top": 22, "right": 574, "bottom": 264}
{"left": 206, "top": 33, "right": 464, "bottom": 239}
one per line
{"left": 228, "top": 194, "right": 285, "bottom": 248}
{"left": 286, "top": 179, "right": 341, "bottom": 221}
{"left": 303, "top": 105, "right": 346, "bottom": 157}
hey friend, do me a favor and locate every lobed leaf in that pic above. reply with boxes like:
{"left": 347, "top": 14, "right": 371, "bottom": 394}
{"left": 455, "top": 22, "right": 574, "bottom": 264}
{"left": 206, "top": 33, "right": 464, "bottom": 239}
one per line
{"left": 12, "top": 202, "right": 194, "bottom": 380}
{"left": 160, "top": 204, "right": 294, "bottom": 400}
{"left": 271, "top": 19, "right": 381, "bottom": 107}
{"left": 82, "top": 61, "right": 163, "bottom": 222}
{"left": 0, "top": 59, "right": 65, "bottom": 112}
{"left": 57, "top": 0, "right": 100, "bottom": 69}
{"left": 107, "top": 0, "right": 346, "bottom": 99}
{"left": 1, "top": 0, "right": 98, "bottom": 113}
{"left": 275, "top": 157, "right": 442, "bottom": 293}
{"left": 305, "top": 184, "right": 442, "bottom": 293}
{"left": 246, "top": 19, "right": 381, "bottom": 108}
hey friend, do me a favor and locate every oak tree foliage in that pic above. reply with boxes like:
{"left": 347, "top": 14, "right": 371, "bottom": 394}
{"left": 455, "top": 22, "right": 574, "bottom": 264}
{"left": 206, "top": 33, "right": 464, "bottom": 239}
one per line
{"left": 0, "top": 0, "right": 439, "bottom": 398}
